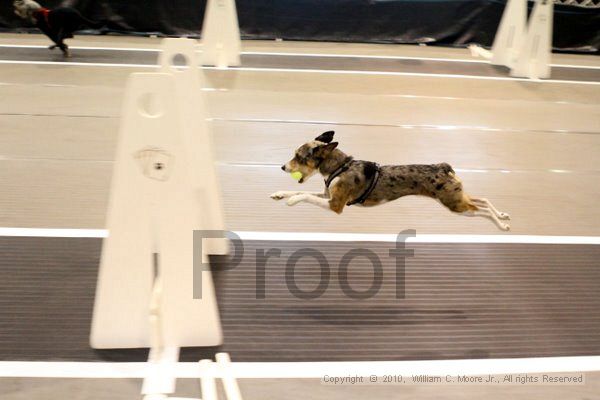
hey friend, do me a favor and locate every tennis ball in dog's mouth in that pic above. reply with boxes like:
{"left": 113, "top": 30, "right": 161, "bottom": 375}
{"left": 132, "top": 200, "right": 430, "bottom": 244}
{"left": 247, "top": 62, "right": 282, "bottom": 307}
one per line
{"left": 290, "top": 171, "right": 303, "bottom": 181}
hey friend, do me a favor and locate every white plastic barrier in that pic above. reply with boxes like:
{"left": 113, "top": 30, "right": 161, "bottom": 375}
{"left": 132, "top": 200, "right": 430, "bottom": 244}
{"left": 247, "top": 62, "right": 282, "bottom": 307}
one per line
{"left": 201, "top": 0, "right": 242, "bottom": 67}
{"left": 470, "top": 0, "right": 553, "bottom": 79}
{"left": 490, "top": 0, "right": 527, "bottom": 68}
{"left": 91, "top": 38, "right": 237, "bottom": 399}
{"left": 510, "top": 0, "right": 554, "bottom": 79}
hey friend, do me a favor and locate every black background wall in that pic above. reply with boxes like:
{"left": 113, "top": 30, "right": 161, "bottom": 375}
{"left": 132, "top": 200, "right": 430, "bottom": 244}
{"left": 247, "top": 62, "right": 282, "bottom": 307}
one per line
{"left": 1, "top": 0, "right": 598, "bottom": 53}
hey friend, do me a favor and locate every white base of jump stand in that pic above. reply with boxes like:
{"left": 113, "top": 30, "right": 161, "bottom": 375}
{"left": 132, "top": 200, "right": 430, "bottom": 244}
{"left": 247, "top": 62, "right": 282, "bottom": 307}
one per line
{"left": 141, "top": 276, "right": 242, "bottom": 400}
{"left": 141, "top": 276, "right": 180, "bottom": 399}
{"left": 142, "top": 350, "right": 243, "bottom": 400}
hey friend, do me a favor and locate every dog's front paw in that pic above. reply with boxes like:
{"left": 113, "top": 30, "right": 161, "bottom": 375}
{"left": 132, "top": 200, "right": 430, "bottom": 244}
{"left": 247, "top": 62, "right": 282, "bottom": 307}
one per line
{"left": 499, "top": 222, "right": 510, "bottom": 231}
{"left": 270, "top": 191, "right": 288, "bottom": 200}
{"left": 287, "top": 194, "right": 306, "bottom": 206}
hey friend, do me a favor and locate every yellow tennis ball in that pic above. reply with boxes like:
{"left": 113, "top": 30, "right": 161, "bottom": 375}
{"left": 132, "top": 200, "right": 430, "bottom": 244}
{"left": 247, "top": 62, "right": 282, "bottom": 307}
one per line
{"left": 290, "top": 171, "right": 303, "bottom": 181}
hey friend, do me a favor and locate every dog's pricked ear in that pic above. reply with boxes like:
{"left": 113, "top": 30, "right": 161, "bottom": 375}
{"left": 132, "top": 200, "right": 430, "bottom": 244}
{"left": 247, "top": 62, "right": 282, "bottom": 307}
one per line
{"left": 314, "top": 130, "right": 335, "bottom": 144}
{"left": 316, "top": 142, "right": 338, "bottom": 155}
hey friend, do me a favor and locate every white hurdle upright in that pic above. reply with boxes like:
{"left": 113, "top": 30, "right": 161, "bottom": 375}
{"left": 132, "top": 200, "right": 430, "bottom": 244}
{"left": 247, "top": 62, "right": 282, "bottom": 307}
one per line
{"left": 90, "top": 38, "right": 240, "bottom": 399}
{"left": 200, "top": 0, "right": 242, "bottom": 67}
{"left": 469, "top": 0, "right": 554, "bottom": 79}
{"left": 510, "top": 0, "right": 554, "bottom": 79}
{"left": 490, "top": 0, "right": 527, "bottom": 68}
{"left": 158, "top": 38, "right": 229, "bottom": 258}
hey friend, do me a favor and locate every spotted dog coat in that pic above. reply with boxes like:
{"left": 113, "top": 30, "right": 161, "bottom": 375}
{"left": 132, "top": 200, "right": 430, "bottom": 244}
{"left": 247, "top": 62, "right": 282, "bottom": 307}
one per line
{"left": 271, "top": 131, "right": 510, "bottom": 231}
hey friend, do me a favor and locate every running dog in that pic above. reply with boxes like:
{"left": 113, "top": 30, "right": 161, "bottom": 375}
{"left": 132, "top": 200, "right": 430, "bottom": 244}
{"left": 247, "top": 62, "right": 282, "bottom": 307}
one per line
{"left": 13, "top": 0, "right": 103, "bottom": 57}
{"left": 270, "top": 131, "right": 510, "bottom": 230}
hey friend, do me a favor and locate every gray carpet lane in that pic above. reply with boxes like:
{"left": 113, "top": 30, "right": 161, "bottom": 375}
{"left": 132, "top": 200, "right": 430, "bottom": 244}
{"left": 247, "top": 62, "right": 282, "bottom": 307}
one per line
{"left": 0, "top": 47, "right": 598, "bottom": 82}
{"left": 0, "top": 378, "right": 203, "bottom": 400}
{"left": 1, "top": 237, "right": 599, "bottom": 362}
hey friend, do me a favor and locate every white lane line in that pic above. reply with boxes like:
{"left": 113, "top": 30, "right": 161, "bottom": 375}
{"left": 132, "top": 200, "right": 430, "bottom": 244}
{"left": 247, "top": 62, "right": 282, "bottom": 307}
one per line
{"left": 243, "top": 51, "right": 600, "bottom": 70}
{"left": 236, "top": 231, "right": 600, "bottom": 245}
{"left": 2, "top": 44, "right": 599, "bottom": 70}
{"left": 219, "top": 162, "right": 600, "bottom": 175}
{"left": 0, "top": 59, "right": 155, "bottom": 68}
{"left": 208, "top": 118, "right": 600, "bottom": 135}
{"left": 2, "top": 157, "right": 597, "bottom": 175}
{"left": 0, "top": 60, "right": 598, "bottom": 86}
{"left": 1, "top": 227, "right": 599, "bottom": 245}
{"left": 0, "top": 227, "right": 108, "bottom": 238}
{"left": 0, "top": 44, "right": 159, "bottom": 52}
{"left": 243, "top": 51, "right": 491, "bottom": 63}
{"left": 211, "top": 66, "right": 600, "bottom": 86}
{"left": 0, "top": 356, "right": 599, "bottom": 378}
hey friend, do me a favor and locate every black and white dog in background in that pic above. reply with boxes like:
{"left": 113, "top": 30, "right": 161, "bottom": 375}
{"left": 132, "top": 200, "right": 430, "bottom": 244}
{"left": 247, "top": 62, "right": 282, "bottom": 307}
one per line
{"left": 13, "top": 0, "right": 104, "bottom": 57}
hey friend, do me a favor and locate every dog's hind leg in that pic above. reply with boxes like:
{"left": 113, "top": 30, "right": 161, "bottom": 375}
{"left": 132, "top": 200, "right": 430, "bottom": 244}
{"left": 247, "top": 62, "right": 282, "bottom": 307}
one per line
{"left": 461, "top": 207, "right": 510, "bottom": 231}
{"left": 471, "top": 197, "right": 510, "bottom": 220}
{"left": 54, "top": 29, "right": 71, "bottom": 57}
{"left": 441, "top": 194, "right": 510, "bottom": 231}
{"left": 60, "top": 44, "right": 71, "bottom": 57}
{"left": 58, "top": 41, "right": 70, "bottom": 57}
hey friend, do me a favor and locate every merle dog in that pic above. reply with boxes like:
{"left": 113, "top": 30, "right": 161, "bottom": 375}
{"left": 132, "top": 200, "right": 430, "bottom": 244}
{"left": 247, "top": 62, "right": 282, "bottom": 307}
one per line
{"left": 271, "top": 131, "right": 511, "bottom": 230}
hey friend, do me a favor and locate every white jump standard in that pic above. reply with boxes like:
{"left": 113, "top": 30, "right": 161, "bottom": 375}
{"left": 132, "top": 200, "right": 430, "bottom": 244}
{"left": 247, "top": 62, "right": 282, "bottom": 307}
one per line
{"left": 90, "top": 38, "right": 241, "bottom": 400}
{"left": 469, "top": 0, "right": 554, "bottom": 79}
{"left": 200, "top": 0, "right": 241, "bottom": 67}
